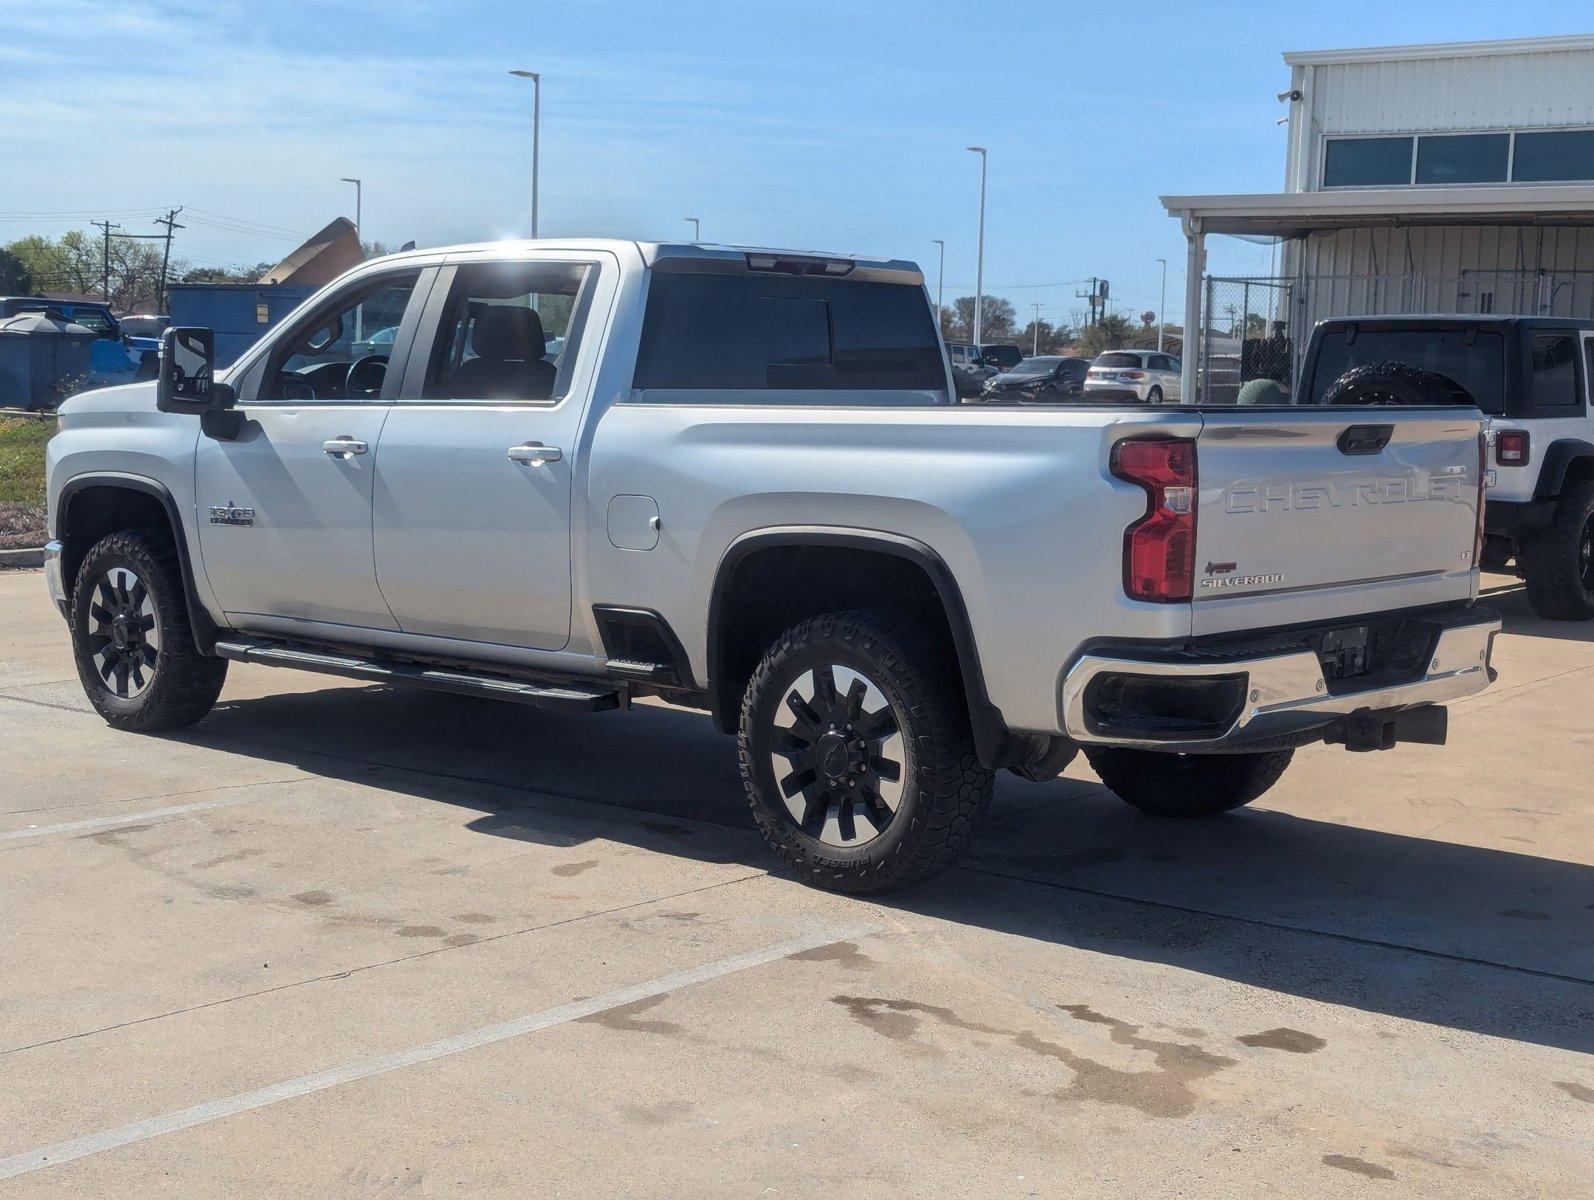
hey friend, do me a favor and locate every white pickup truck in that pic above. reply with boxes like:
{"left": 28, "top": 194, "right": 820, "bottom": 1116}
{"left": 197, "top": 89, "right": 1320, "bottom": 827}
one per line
{"left": 45, "top": 240, "right": 1500, "bottom": 892}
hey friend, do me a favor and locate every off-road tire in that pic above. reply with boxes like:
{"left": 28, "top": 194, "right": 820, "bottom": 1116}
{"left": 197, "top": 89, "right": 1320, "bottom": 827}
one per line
{"left": 1521, "top": 479, "right": 1594, "bottom": 621}
{"left": 739, "top": 610, "right": 995, "bottom": 893}
{"left": 1322, "top": 360, "right": 1471, "bottom": 407}
{"left": 1083, "top": 745, "right": 1293, "bottom": 817}
{"left": 70, "top": 529, "right": 227, "bottom": 731}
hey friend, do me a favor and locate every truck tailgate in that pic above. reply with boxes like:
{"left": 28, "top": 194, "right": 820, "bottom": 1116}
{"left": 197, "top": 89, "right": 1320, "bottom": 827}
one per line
{"left": 1191, "top": 407, "right": 1482, "bottom": 636}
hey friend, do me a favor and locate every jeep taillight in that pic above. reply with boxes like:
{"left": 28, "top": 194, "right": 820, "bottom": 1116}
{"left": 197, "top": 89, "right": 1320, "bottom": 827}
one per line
{"left": 1496, "top": 429, "right": 1529, "bottom": 466}
{"left": 1112, "top": 438, "right": 1197, "bottom": 602}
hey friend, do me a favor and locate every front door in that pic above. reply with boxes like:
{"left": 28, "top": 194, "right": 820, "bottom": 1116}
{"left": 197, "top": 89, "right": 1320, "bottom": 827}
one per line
{"left": 372, "top": 255, "right": 610, "bottom": 650}
{"left": 195, "top": 269, "right": 429, "bottom": 630}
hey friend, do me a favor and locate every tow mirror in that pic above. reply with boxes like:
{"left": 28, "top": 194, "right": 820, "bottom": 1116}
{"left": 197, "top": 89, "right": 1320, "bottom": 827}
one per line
{"left": 157, "top": 327, "right": 235, "bottom": 414}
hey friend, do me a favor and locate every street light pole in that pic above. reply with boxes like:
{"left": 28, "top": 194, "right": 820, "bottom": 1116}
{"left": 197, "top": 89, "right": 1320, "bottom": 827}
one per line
{"left": 1032, "top": 302, "right": 1042, "bottom": 356}
{"left": 931, "top": 239, "right": 945, "bottom": 334}
{"left": 509, "top": 70, "right": 541, "bottom": 237}
{"left": 966, "top": 147, "right": 987, "bottom": 348}
{"left": 340, "top": 177, "right": 362, "bottom": 248}
{"left": 685, "top": 217, "right": 700, "bottom": 241}
{"left": 1156, "top": 257, "right": 1167, "bottom": 353}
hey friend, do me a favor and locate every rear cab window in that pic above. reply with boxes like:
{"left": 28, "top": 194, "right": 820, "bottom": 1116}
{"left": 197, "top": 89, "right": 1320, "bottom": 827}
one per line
{"left": 1305, "top": 326, "right": 1506, "bottom": 414}
{"left": 632, "top": 263, "right": 948, "bottom": 404}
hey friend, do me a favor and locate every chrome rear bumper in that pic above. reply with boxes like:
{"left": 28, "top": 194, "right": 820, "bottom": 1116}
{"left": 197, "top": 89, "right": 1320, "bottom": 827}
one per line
{"left": 1062, "top": 608, "right": 1500, "bottom": 751}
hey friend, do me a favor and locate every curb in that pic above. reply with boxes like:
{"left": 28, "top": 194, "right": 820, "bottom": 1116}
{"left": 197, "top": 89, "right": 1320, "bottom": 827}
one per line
{"left": 0, "top": 547, "right": 45, "bottom": 569}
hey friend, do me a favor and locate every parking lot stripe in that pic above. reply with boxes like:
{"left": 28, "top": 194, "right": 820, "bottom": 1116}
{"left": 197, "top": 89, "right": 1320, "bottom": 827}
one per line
{"left": 0, "top": 921, "right": 882, "bottom": 1181}
{"left": 0, "top": 792, "right": 289, "bottom": 843}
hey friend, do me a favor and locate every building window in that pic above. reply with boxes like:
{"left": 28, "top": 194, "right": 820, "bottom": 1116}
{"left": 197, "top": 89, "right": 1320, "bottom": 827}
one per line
{"left": 1416, "top": 133, "right": 1509, "bottom": 184}
{"left": 1322, "top": 137, "right": 1414, "bottom": 187}
{"left": 1512, "top": 129, "right": 1594, "bottom": 182}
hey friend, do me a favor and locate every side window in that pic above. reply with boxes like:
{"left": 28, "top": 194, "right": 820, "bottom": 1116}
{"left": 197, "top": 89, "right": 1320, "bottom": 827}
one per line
{"left": 417, "top": 261, "right": 593, "bottom": 403}
{"left": 632, "top": 272, "right": 947, "bottom": 401}
{"left": 1586, "top": 337, "right": 1594, "bottom": 406}
{"left": 1529, "top": 333, "right": 1580, "bottom": 409}
{"left": 261, "top": 272, "right": 421, "bottom": 401}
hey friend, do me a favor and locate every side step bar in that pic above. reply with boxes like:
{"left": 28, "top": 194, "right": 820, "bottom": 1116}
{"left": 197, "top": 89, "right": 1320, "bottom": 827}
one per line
{"left": 214, "top": 638, "right": 625, "bottom": 713}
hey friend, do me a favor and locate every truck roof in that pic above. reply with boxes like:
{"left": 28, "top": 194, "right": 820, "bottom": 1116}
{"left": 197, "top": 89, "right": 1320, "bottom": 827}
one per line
{"left": 356, "top": 239, "right": 925, "bottom": 285}
{"left": 1315, "top": 313, "right": 1594, "bottom": 331}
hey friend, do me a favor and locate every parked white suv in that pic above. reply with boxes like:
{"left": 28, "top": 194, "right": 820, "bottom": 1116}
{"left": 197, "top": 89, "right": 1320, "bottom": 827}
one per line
{"left": 1084, "top": 350, "right": 1182, "bottom": 403}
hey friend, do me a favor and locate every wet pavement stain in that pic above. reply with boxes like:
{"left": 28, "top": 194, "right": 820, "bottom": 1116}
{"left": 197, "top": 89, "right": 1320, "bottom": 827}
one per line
{"left": 831, "top": 997, "right": 1235, "bottom": 1117}
{"left": 552, "top": 860, "right": 600, "bottom": 877}
{"left": 205, "top": 884, "right": 256, "bottom": 900}
{"left": 792, "top": 941, "right": 875, "bottom": 970}
{"left": 191, "top": 847, "right": 264, "bottom": 869}
{"left": 80, "top": 824, "right": 155, "bottom": 845}
{"left": 1237, "top": 1028, "right": 1327, "bottom": 1054}
{"left": 396, "top": 924, "right": 444, "bottom": 938}
{"left": 442, "top": 933, "right": 480, "bottom": 947}
{"left": 1322, "top": 1154, "right": 1395, "bottom": 1181}
{"left": 620, "top": 1099, "right": 694, "bottom": 1127}
{"left": 452, "top": 912, "right": 496, "bottom": 924}
{"left": 578, "top": 994, "right": 683, "bottom": 1036}
{"left": 1555, "top": 1081, "right": 1594, "bottom": 1103}
{"left": 293, "top": 889, "right": 334, "bottom": 906}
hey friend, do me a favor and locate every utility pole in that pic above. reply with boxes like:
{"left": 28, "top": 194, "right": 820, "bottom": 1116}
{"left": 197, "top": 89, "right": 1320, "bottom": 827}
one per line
{"left": 153, "top": 208, "right": 184, "bottom": 314}
{"left": 341, "top": 177, "right": 363, "bottom": 246}
{"left": 1032, "top": 302, "right": 1042, "bottom": 356}
{"left": 966, "top": 147, "right": 987, "bottom": 348}
{"left": 509, "top": 70, "right": 542, "bottom": 237}
{"left": 91, "top": 220, "right": 120, "bottom": 303}
{"left": 931, "top": 239, "right": 945, "bottom": 333}
{"left": 1077, "top": 277, "right": 1101, "bottom": 326}
{"left": 1156, "top": 257, "right": 1167, "bottom": 352}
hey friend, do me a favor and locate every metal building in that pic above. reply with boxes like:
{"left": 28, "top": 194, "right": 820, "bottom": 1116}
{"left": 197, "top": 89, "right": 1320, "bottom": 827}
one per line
{"left": 1162, "top": 34, "right": 1594, "bottom": 401}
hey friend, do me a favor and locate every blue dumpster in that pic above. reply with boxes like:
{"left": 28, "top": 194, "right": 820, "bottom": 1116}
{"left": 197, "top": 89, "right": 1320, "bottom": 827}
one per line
{"left": 0, "top": 312, "right": 96, "bottom": 409}
{"left": 167, "top": 283, "right": 318, "bottom": 367}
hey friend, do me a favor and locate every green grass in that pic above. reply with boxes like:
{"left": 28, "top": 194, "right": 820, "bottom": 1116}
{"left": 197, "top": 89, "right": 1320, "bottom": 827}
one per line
{"left": 0, "top": 415, "right": 53, "bottom": 505}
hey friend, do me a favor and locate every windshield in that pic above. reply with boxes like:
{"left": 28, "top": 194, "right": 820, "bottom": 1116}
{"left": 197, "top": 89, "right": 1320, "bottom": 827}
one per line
{"left": 1307, "top": 328, "right": 1506, "bottom": 413}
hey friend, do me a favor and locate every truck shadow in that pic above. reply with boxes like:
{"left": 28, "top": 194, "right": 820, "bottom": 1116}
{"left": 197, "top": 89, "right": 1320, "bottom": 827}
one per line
{"left": 174, "top": 681, "right": 1592, "bottom": 1055}
{"left": 1482, "top": 578, "right": 1594, "bottom": 643}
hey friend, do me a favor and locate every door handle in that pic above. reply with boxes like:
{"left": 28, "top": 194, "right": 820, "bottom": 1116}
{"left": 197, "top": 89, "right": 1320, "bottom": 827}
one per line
{"left": 508, "top": 442, "right": 562, "bottom": 466}
{"left": 322, "top": 437, "right": 368, "bottom": 457}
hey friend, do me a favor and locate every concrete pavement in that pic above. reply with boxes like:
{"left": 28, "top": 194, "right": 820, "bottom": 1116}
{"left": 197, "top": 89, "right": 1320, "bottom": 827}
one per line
{"left": 0, "top": 569, "right": 1589, "bottom": 1197}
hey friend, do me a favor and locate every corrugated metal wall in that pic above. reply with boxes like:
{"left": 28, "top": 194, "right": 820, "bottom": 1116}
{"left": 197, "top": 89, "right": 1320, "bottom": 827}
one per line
{"left": 1291, "top": 45, "right": 1594, "bottom": 189}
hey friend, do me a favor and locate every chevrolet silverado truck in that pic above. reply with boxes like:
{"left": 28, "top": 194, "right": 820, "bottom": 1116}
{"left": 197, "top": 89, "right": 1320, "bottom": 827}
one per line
{"left": 45, "top": 241, "right": 1500, "bottom": 893}
{"left": 1298, "top": 314, "right": 1594, "bottom": 620}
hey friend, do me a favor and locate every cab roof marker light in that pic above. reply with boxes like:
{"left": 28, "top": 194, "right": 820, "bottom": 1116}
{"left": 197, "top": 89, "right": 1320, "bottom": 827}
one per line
{"left": 744, "top": 252, "right": 855, "bottom": 277}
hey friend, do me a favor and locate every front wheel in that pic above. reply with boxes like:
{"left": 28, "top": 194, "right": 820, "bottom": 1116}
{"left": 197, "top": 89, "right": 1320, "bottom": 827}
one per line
{"left": 1521, "top": 480, "right": 1594, "bottom": 620}
{"left": 70, "top": 529, "right": 228, "bottom": 731}
{"left": 739, "top": 610, "right": 995, "bottom": 893}
{"left": 1083, "top": 746, "right": 1293, "bottom": 817}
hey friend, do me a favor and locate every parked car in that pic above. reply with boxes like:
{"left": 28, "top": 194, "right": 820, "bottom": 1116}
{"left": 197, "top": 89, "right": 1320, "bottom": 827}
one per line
{"left": 1295, "top": 314, "right": 1594, "bottom": 621}
{"left": 981, "top": 355, "right": 1090, "bottom": 402}
{"left": 0, "top": 297, "right": 120, "bottom": 341}
{"left": 44, "top": 240, "right": 1498, "bottom": 894}
{"left": 1084, "top": 350, "right": 1183, "bottom": 403}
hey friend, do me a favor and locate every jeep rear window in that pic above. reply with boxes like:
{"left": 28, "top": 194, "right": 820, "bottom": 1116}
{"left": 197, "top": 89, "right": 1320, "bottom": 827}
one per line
{"left": 632, "top": 272, "right": 947, "bottom": 400}
{"left": 1307, "top": 328, "right": 1506, "bottom": 414}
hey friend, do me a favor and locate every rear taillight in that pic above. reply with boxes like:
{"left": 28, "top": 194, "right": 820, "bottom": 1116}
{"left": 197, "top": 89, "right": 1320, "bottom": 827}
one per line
{"left": 1112, "top": 438, "right": 1197, "bottom": 602}
{"left": 1495, "top": 429, "right": 1529, "bottom": 466}
{"left": 1121, "top": 370, "right": 1147, "bottom": 380}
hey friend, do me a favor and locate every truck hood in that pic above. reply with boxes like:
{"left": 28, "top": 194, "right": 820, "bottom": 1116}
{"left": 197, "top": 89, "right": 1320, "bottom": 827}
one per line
{"left": 57, "top": 379, "right": 159, "bottom": 417}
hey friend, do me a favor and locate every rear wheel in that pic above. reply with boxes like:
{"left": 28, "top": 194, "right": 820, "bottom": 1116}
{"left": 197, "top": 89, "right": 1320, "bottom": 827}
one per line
{"left": 1083, "top": 745, "right": 1293, "bottom": 817}
{"left": 1147, "top": 386, "right": 1163, "bottom": 404}
{"left": 739, "top": 610, "right": 995, "bottom": 893}
{"left": 1521, "top": 480, "right": 1594, "bottom": 620}
{"left": 70, "top": 529, "right": 227, "bottom": 731}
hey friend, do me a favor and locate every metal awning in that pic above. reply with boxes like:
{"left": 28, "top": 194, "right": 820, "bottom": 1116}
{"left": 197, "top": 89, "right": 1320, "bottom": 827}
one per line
{"left": 1160, "top": 185, "right": 1594, "bottom": 237}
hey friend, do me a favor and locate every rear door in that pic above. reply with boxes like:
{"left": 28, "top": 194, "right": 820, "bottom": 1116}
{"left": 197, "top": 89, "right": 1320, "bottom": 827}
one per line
{"left": 371, "top": 253, "right": 613, "bottom": 650}
{"left": 1190, "top": 406, "right": 1483, "bottom": 636}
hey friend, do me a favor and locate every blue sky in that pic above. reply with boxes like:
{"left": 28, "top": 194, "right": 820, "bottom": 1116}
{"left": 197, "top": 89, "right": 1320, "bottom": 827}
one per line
{"left": 3, "top": 1, "right": 1592, "bottom": 324}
